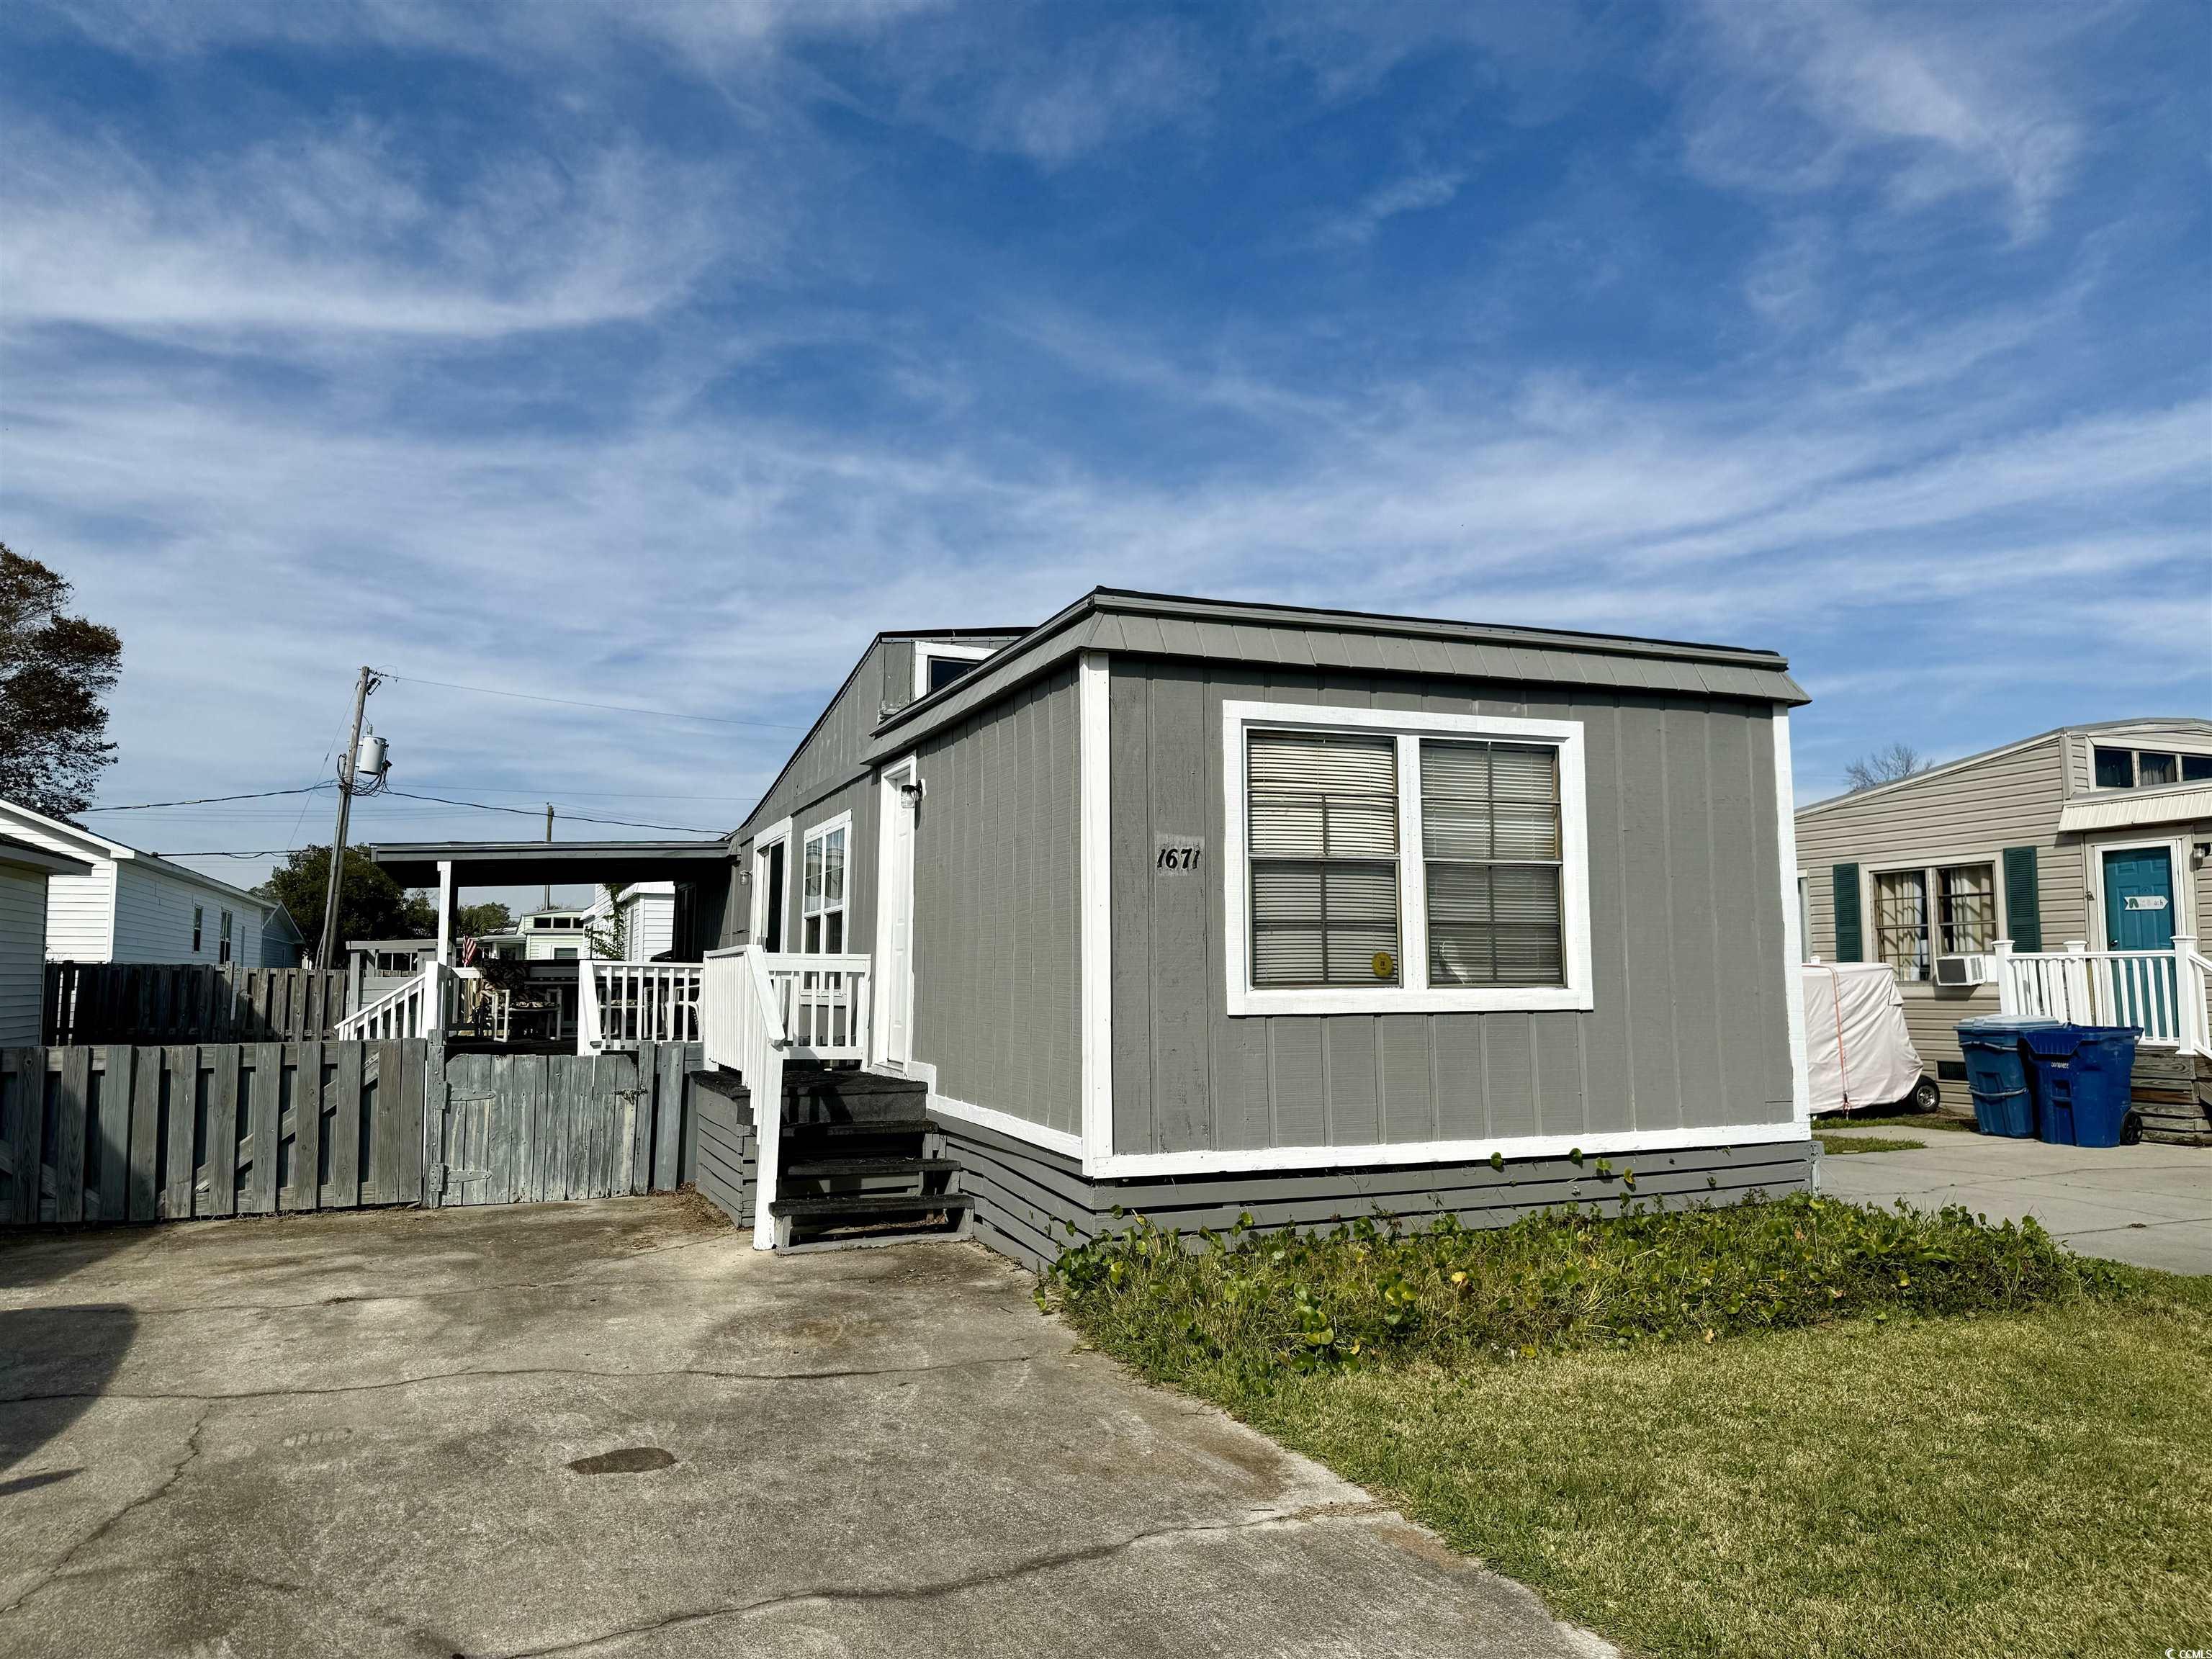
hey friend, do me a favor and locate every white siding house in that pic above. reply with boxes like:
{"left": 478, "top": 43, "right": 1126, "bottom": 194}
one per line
{"left": 0, "top": 796, "right": 292, "bottom": 968}
{"left": 1, "top": 835, "right": 94, "bottom": 1043}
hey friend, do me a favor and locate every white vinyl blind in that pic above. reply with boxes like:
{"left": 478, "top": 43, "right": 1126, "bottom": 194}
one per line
{"left": 1421, "top": 740, "right": 1564, "bottom": 986}
{"left": 1247, "top": 732, "right": 1401, "bottom": 986}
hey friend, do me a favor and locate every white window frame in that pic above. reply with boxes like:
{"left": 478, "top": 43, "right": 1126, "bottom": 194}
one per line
{"left": 912, "top": 641, "right": 996, "bottom": 701}
{"left": 1858, "top": 853, "right": 2009, "bottom": 984}
{"left": 1220, "top": 701, "right": 1593, "bottom": 1015}
{"left": 192, "top": 904, "right": 204, "bottom": 955}
{"left": 799, "top": 811, "right": 853, "bottom": 955}
{"left": 750, "top": 816, "right": 792, "bottom": 950}
{"left": 219, "top": 909, "right": 234, "bottom": 966}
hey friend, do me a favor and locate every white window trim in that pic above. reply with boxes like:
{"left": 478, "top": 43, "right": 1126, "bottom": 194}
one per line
{"left": 871, "top": 755, "right": 921, "bottom": 1071}
{"left": 1858, "top": 851, "right": 2010, "bottom": 982}
{"left": 750, "top": 815, "right": 792, "bottom": 948}
{"left": 799, "top": 810, "right": 853, "bottom": 954}
{"left": 1218, "top": 701, "right": 1593, "bottom": 1016}
{"left": 2086, "top": 834, "right": 2191, "bottom": 953}
{"left": 912, "top": 641, "right": 997, "bottom": 702}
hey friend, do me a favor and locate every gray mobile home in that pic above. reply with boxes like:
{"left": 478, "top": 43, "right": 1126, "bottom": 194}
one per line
{"left": 702, "top": 590, "right": 1816, "bottom": 1264}
{"left": 1794, "top": 719, "right": 2212, "bottom": 1141}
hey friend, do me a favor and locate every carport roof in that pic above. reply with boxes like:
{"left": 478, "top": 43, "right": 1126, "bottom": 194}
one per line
{"left": 367, "top": 839, "right": 728, "bottom": 888}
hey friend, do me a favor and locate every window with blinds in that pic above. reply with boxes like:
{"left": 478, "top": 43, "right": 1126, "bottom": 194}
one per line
{"left": 1421, "top": 740, "right": 1564, "bottom": 986}
{"left": 1246, "top": 731, "right": 1401, "bottom": 986}
{"left": 1937, "top": 863, "right": 1995, "bottom": 956}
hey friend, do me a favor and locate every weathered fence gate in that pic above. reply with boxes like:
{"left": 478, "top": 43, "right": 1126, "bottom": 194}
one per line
{"left": 0, "top": 1040, "right": 426, "bottom": 1225}
{"left": 431, "top": 1043, "right": 696, "bottom": 1206}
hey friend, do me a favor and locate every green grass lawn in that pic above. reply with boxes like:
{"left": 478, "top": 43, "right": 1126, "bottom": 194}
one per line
{"left": 1050, "top": 1202, "right": 2212, "bottom": 1659}
{"left": 1814, "top": 1131, "right": 1925, "bottom": 1155}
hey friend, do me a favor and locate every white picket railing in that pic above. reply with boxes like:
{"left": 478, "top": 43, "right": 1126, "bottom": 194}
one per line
{"left": 762, "top": 953, "right": 872, "bottom": 1061}
{"left": 1995, "top": 935, "right": 2210, "bottom": 1056}
{"left": 701, "top": 947, "right": 789, "bottom": 1250}
{"left": 336, "top": 962, "right": 449, "bottom": 1040}
{"left": 579, "top": 961, "right": 703, "bottom": 1053}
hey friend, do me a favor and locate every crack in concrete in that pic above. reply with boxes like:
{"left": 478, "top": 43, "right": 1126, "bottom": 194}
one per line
{"left": 0, "top": 1352, "right": 1043, "bottom": 1408}
{"left": 0, "top": 1401, "right": 212, "bottom": 1620}
{"left": 485, "top": 1501, "right": 1398, "bottom": 1658}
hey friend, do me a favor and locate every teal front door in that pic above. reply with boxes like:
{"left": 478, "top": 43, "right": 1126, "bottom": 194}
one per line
{"left": 2102, "top": 847, "right": 2177, "bottom": 1033}
{"left": 2103, "top": 848, "right": 2176, "bottom": 952}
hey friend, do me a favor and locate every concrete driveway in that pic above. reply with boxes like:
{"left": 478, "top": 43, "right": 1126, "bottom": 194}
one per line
{"left": 1817, "top": 1131, "right": 2212, "bottom": 1274}
{"left": 0, "top": 1197, "right": 1607, "bottom": 1658}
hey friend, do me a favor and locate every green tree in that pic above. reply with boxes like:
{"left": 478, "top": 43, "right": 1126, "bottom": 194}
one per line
{"left": 255, "top": 845, "right": 436, "bottom": 962}
{"left": 456, "top": 901, "right": 514, "bottom": 938}
{"left": 0, "top": 544, "right": 123, "bottom": 817}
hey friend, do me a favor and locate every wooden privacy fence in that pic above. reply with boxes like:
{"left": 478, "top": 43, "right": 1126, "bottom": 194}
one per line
{"left": 0, "top": 1040, "right": 427, "bottom": 1226}
{"left": 43, "top": 963, "right": 352, "bottom": 1047}
{"left": 432, "top": 1042, "right": 698, "bottom": 1206}
{"left": 0, "top": 1038, "right": 698, "bottom": 1227}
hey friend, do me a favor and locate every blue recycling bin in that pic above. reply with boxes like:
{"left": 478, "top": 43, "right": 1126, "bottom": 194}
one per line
{"left": 1956, "top": 1017, "right": 2062, "bottom": 1137}
{"left": 2020, "top": 1025, "right": 2142, "bottom": 1148}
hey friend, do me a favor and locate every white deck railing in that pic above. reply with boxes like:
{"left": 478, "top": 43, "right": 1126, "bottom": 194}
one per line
{"left": 702, "top": 946, "right": 788, "bottom": 1250}
{"left": 1995, "top": 936, "right": 2210, "bottom": 1056}
{"left": 763, "top": 953, "right": 871, "bottom": 1062}
{"left": 579, "top": 961, "right": 703, "bottom": 1053}
{"left": 336, "top": 962, "right": 449, "bottom": 1041}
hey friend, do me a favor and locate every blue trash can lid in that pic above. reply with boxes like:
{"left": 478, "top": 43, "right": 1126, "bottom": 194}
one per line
{"left": 1956, "top": 1017, "right": 2064, "bottom": 1037}
{"left": 2020, "top": 1023, "right": 2142, "bottom": 1056}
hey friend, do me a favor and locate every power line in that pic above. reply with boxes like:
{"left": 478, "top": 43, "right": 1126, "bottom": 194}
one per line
{"left": 79, "top": 783, "right": 333, "bottom": 812}
{"left": 377, "top": 671, "right": 806, "bottom": 732}
{"left": 379, "top": 789, "right": 724, "bottom": 836}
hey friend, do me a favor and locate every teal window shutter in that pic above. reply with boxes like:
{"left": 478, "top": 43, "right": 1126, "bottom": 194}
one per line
{"left": 2002, "top": 847, "right": 2042, "bottom": 953}
{"left": 1832, "top": 864, "right": 1863, "bottom": 961}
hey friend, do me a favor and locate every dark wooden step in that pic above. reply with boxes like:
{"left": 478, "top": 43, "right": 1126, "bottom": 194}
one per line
{"left": 780, "top": 1118, "right": 935, "bottom": 1138}
{"left": 769, "top": 1192, "right": 975, "bottom": 1219}
{"left": 783, "top": 1156, "right": 958, "bottom": 1179}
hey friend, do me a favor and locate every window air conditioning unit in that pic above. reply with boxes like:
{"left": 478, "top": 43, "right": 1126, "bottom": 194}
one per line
{"left": 1935, "top": 954, "right": 1995, "bottom": 987}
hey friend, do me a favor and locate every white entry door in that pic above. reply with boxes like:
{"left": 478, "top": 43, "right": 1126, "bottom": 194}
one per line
{"left": 876, "top": 761, "right": 918, "bottom": 1069}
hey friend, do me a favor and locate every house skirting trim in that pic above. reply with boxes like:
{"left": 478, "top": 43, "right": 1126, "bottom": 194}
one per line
{"left": 934, "top": 1114, "right": 1817, "bottom": 1275}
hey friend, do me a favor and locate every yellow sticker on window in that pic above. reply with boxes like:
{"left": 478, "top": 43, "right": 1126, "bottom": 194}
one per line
{"left": 1372, "top": 951, "right": 1395, "bottom": 979}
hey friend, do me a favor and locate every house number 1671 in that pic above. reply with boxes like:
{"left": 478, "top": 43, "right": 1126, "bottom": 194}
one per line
{"left": 1156, "top": 842, "right": 1203, "bottom": 871}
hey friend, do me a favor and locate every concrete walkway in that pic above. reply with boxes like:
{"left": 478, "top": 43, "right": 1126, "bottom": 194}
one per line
{"left": 0, "top": 1197, "right": 1610, "bottom": 1659}
{"left": 1817, "top": 1130, "right": 2212, "bottom": 1274}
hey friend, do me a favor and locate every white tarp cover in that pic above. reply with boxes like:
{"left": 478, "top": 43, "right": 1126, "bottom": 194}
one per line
{"left": 1800, "top": 962, "right": 1924, "bottom": 1115}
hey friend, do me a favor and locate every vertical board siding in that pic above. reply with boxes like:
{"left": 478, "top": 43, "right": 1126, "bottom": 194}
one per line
{"left": 1107, "top": 659, "right": 1795, "bottom": 1158}
{"left": 909, "top": 666, "right": 1082, "bottom": 1134}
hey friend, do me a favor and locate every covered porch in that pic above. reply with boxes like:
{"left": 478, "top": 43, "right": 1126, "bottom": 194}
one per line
{"left": 346, "top": 838, "right": 875, "bottom": 1064}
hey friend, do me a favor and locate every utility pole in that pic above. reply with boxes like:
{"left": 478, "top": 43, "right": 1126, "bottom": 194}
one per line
{"left": 543, "top": 803, "right": 554, "bottom": 912}
{"left": 316, "top": 667, "right": 379, "bottom": 971}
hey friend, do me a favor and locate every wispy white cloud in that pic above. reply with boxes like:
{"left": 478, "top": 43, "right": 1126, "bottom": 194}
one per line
{"left": 1, "top": 121, "right": 750, "bottom": 340}
{"left": 1302, "top": 168, "right": 1467, "bottom": 249}
{"left": 1676, "top": 0, "right": 2100, "bottom": 239}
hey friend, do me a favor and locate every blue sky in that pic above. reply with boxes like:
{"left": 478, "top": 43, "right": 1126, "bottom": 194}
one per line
{"left": 3, "top": 0, "right": 2207, "bottom": 899}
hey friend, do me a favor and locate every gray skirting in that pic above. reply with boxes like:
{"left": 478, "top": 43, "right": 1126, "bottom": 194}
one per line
{"left": 693, "top": 1076, "right": 758, "bottom": 1230}
{"left": 934, "top": 1115, "right": 1816, "bottom": 1274}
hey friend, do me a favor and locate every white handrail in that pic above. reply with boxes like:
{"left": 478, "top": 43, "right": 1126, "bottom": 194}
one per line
{"left": 336, "top": 962, "right": 449, "bottom": 1040}
{"left": 759, "top": 952, "right": 872, "bottom": 1061}
{"left": 1994, "top": 937, "right": 2208, "bottom": 1054}
{"left": 702, "top": 947, "right": 788, "bottom": 1249}
{"left": 580, "top": 961, "right": 703, "bottom": 1053}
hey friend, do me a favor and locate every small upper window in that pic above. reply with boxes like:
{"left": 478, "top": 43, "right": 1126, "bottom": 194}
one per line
{"left": 2137, "top": 752, "right": 2178, "bottom": 787}
{"left": 219, "top": 910, "right": 234, "bottom": 966}
{"left": 2094, "top": 747, "right": 2134, "bottom": 788}
{"left": 192, "top": 905, "right": 204, "bottom": 953}
{"left": 801, "top": 820, "right": 848, "bottom": 953}
{"left": 2185, "top": 755, "right": 2212, "bottom": 782}
{"left": 927, "top": 655, "right": 973, "bottom": 695}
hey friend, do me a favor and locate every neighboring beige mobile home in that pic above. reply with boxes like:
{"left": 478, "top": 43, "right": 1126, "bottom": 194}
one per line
{"left": 1795, "top": 719, "right": 2212, "bottom": 1138}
